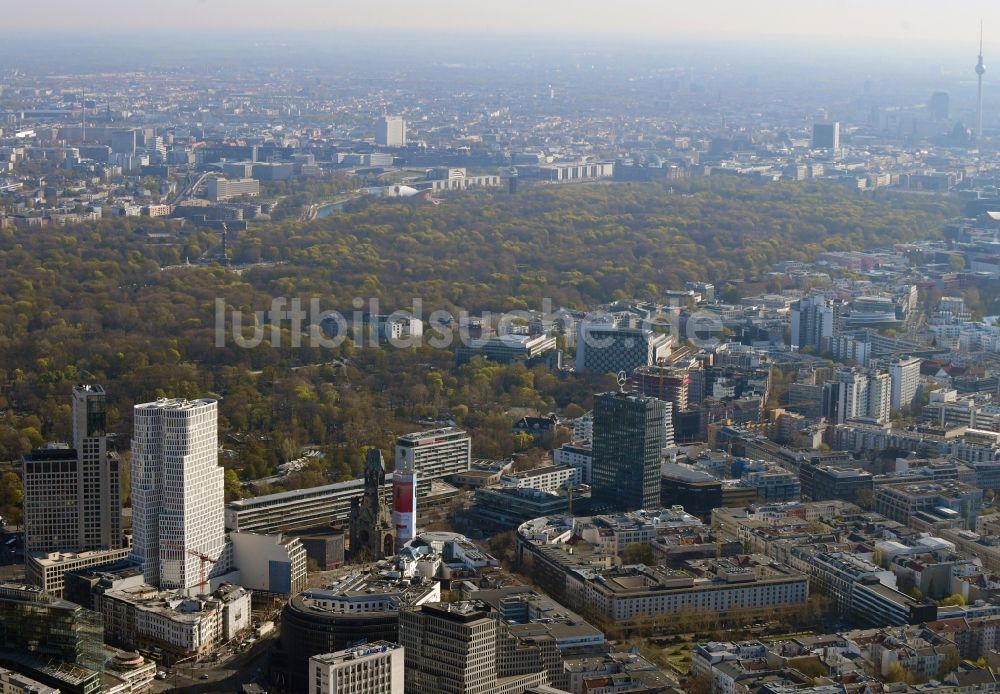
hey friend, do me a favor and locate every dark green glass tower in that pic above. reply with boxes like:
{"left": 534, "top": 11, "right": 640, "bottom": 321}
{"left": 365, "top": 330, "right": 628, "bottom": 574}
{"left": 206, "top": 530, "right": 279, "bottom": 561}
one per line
{"left": 591, "top": 391, "right": 665, "bottom": 512}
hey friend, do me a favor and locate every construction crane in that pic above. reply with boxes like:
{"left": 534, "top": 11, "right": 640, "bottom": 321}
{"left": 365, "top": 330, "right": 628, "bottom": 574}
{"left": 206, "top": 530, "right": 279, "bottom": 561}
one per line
{"left": 163, "top": 541, "right": 218, "bottom": 595}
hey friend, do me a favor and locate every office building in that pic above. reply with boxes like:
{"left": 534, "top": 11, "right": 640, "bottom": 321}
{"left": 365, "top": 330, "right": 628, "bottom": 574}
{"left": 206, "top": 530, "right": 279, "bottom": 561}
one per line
{"left": 660, "top": 464, "right": 723, "bottom": 518}
{"left": 740, "top": 468, "right": 801, "bottom": 502}
{"left": 455, "top": 334, "right": 559, "bottom": 367}
{"left": 0, "top": 582, "right": 105, "bottom": 673}
{"left": 591, "top": 392, "right": 665, "bottom": 512}
{"left": 225, "top": 476, "right": 386, "bottom": 534}
{"left": 795, "top": 550, "right": 936, "bottom": 627}
{"left": 888, "top": 356, "right": 922, "bottom": 412}
{"left": 399, "top": 601, "right": 553, "bottom": 694}
{"left": 662, "top": 401, "right": 675, "bottom": 448}
{"left": 812, "top": 122, "right": 840, "bottom": 150}
{"left": 395, "top": 428, "right": 471, "bottom": 493}
{"left": 474, "top": 586, "right": 604, "bottom": 660}
{"left": 874, "top": 480, "right": 982, "bottom": 531}
{"left": 516, "top": 161, "right": 614, "bottom": 181}
{"left": 309, "top": 642, "right": 404, "bottom": 694}
{"left": 110, "top": 129, "right": 137, "bottom": 155}
{"left": 22, "top": 446, "right": 84, "bottom": 554}
{"left": 471, "top": 487, "right": 569, "bottom": 529}
{"left": 575, "top": 324, "right": 670, "bottom": 374}
{"left": 278, "top": 574, "right": 439, "bottom": 692}
{"left": 26, "top": 547, "right": 132, "bottom": 597}
{"left": 63, "top": 560, "right": 145, "bottom": 612}
{"left": 375, "top": 116, "right": 406, "bottom": 147}
{"left": 131, "top": 398, "right": 225, "bottom": 591}
{"left": 798, "top": 464, "right": 874, "bottom": 504}
{"left": 72, "top": 385, "right": 122, "bottom": 551}
{"left": 23, "top": 384, "right": 122, "bottom": 555}
{"left": 206, "top": 177, "right": 260, "bottom": 201}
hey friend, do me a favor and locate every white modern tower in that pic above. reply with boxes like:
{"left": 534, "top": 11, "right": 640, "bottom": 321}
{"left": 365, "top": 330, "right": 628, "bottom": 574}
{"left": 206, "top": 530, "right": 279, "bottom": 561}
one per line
{"left": 131, "top": 398, "right": 225, "bottom": 591}
{"left": 977, "top": 21, "right": 987, "bottom": 139}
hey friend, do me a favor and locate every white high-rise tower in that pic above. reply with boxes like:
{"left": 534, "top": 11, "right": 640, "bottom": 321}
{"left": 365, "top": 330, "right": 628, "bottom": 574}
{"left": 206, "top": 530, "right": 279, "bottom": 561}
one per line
{"left": 130, "top": 398, "right": 225, "bottom": 591}
{"left": 976, "top": 21, "right": 987, "bottom": 139}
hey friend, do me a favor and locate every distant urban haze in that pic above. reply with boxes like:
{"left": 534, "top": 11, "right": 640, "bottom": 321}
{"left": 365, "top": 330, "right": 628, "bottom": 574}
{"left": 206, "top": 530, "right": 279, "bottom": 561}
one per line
{"left": 6, "top": 0, "right": 1000, "bottom": 44}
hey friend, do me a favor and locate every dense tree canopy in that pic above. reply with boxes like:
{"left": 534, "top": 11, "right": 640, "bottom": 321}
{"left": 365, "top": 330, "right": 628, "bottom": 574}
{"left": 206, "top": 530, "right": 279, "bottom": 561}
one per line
{"left": 0, "top": 178, "right": 959, "bottom": 492}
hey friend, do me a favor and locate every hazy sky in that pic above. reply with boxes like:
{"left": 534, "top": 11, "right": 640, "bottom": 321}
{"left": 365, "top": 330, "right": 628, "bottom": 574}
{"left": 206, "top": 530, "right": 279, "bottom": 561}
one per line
{"left": 7, "top": 0, "right": 1000, "bottom": 46}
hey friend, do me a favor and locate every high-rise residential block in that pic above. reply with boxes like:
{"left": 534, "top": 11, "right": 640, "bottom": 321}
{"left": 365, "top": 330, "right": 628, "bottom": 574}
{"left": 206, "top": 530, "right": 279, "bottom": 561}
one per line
{"left": 832, "top": 368, "right": 891, "bottom": 424}
{"left": 130, "top": 398, "right": 225, "bottom": 590}
{"left": 888, "top": 356, "right": 922, "bottom": 412}
{"left": 591, "top": 392, "right": 665, "bottom": 512}
{"left": 790, "top": 295, "right": 841, "bottom": 351}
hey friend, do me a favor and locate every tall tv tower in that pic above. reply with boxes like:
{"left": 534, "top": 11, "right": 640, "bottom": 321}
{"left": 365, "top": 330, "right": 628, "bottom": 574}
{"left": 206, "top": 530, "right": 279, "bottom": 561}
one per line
{"left": 976, "top": 20, "right": 986, "bottom": 139}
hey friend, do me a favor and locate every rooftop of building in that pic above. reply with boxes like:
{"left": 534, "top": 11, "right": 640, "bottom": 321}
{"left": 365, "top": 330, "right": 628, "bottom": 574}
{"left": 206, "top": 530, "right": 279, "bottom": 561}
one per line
{"left": 102, "top": 583, "right": 248, "bottom": 622}
{"left": 67, "top": 560, "right": 144, "bottom": 582}
{"left": 27, "top": 547, "right": 132, "bottom": 568}
{"left": 227, "top": 475, "right": 371, "bottom": 508}
{"left": 135, "top": 397, "right": 215, "bottom": 411}
{"left": 400, "top": 531, "right": 495, "bottom": 566}
{"left": 417, "top": 600, "right": 493, "bottom": 623}
{"left": 477, "top": 486, "right": 565, "bottom": 502}
{"left": 396, "top": 426, "right": 468, "bottom": 443}
{"left": 573, "top": 554, "right": 804, "bottom": 594}
{"left": 810, "top": 551, "right": 885, "bottom": 577}
{"left": 506, "top": 464, "right": 575, "bottom": 479}
{"left": 23, "top": 446, "right": 78, "bottom": 462}
{"left": 471, "top": 586, "right": 603, "bottom": 644}
{"left": 0, "top": 582, "right": 78, "bottom": 609}
{"left": 468, "top": 333, "right": 555, "bottom": 348}
{"left": 310, "top": 640, "right": 401, "bottom": 665}
{"left": 301, "top": 571, "right": 436, "bottom": 606}
{"left": 661, "top": 463, "right": 719, "bottom": 484}
{"left": 810, "top": 464, "right": 873, "bottom": 478}
{"left": 877, "top": 479, "right": 981, "bottom": 497}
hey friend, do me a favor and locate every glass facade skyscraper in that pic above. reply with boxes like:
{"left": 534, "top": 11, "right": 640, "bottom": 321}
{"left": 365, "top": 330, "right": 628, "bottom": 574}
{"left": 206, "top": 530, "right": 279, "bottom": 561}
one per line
{"left": 591, "top": 392, "right": 665, "bottom": 512}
